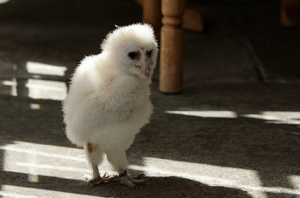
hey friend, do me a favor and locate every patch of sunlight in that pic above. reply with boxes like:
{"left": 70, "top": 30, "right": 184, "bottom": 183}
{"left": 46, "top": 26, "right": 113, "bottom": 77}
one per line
{"left": 289, "top": 175, "right": 300, "bottom": 192}
{"left": 29, "top": 103, "right": 41, "bottom": 110}
{"left": 0, "top": 185, "right": 103, "bottom": 198}
{"left": 26, "top": 61, "right": 67, "bottom": 76}
{"left": 243, "top": 111, "right": 300, "bottom": 125}
{"left": 0, "top": 142, "right": 85, "bottom": 162}
{"left": 27, "top": 173, "right": 40, "bottom": 183}
{"left": 0, "top": 0, "right": 9, "bottom": 4}
{"left": 26, "top": 79, "right": 67, "bottom": 101}
{"left": 17, "top": 162, "right": 89, "bottom": 174}
{"left": 165, "top": 110, "right": 237, "bottom": 118}
{"left": 129, "top": 157, "right": 300, "bottom": 198}
{"left": 1, "top": 78, "right": 17, "bottom": 96}
{"left": 166, "top": 109, "right": 300, "bottom": 127}
{"left": 0, "top": 141, "right": 113, "bottom": 181}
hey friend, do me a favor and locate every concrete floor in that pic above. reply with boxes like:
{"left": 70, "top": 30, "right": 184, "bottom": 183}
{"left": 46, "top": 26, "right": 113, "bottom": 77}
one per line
{"left": 0, "top": 0, "right": 300, "bottom": 198}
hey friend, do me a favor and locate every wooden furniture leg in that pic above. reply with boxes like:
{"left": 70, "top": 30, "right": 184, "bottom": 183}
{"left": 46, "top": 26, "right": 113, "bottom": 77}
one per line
{"left": 159, "top": 0, "right": 185, "bottom": 94}
{"left": 183, "top": 7, "right": 204, "bottom": 32}
{"left": 142, "top": 0, "right": 162, "bottom": 41}
{"left": 280, "top": 0, "right": 300, "bottom": 27}
{"left": 136, "top": 0, "right": 203, "bottom": 33}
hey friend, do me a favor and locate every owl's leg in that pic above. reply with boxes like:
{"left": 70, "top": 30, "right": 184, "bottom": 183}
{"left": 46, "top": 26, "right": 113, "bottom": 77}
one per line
{"left": 84, "top": 142, "right": 117, "bottom": 187}
{"left": 106, "top": 150, "right": 146, "bottom": 188}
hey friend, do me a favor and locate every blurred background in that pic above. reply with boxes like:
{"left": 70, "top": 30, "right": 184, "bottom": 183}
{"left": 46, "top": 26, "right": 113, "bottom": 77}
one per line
{"left": 0, "top": 0, "right": 299, "bottom": 100}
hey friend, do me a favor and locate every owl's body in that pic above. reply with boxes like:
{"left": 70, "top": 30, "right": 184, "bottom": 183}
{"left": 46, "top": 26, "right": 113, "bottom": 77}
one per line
{"left": 63, "top": 53, "right": 152, "bottom": 152}
{"left": 62, "top": 24, "right": 158, "bottom": 187}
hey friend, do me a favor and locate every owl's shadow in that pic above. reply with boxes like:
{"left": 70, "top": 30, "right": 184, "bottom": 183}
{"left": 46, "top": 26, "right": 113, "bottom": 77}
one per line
{"left": 1, "top": 170, "right": 252, "bottom": 198}
{"left": 89, "top": 176, "right": 253, "bottom": 198}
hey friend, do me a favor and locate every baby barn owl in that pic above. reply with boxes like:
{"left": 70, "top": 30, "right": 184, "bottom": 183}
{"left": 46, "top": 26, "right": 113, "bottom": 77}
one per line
{"left": 62, "top": 24, "right": 158, "bottom": 188}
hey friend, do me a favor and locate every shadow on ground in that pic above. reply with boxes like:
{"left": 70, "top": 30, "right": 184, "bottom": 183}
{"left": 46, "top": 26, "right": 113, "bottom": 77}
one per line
{"left": 1, "top": 171, "right": 252, "bottom": 198}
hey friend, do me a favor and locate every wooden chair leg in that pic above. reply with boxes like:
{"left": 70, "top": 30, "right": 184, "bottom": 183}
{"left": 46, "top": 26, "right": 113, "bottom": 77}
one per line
{"left": 280, "top": 0, "right": 300, "bottom": 28}
{"left": 137, "top": 0, "right": 203, "bottom": 34}
{"left": 142, "top": 0, "right": 162, "bottom": 41}
{"left": 159, "top": 0, "right": 185, "bottom": 94}
{"left": 183, "top": 7, "right": 204, "bottom": 32}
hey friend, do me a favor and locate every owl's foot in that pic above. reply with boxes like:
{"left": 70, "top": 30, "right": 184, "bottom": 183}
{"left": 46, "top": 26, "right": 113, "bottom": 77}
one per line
{"left": 119, "top": 170, "right": 148, "bottom": 188}
{"left": 87, "top": 172, "right": 118, "bottom": 187}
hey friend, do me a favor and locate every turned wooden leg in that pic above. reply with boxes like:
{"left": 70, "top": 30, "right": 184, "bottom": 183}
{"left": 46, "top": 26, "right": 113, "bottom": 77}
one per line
{"left": 159, "top": 0, "right": 185, "bottom": 94}
{"left": 280, "top": 0, "right": 300, "bottom": 28}
{"left": 137, "top": 0, "right": 203, "bottom": 33}
{"left": 142, "top": 0, "right": 162, "bottom": 41}
{"left": 183, "top": 7, "right": 204, "bottom": 32}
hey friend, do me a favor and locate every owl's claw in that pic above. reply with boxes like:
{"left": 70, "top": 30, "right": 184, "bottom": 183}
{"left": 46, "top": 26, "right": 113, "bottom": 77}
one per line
{"left": 87, "top": 172, "right": 118, "bottom": 187}
{"left": 133, "top": 174, "right": 146, "bottom": 180}
{"left": 119, "top": 171, "right": 148, "bottom": 188}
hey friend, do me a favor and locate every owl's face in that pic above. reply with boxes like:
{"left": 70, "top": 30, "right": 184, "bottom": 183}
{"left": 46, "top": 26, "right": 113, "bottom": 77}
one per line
{"left": 118, "top": 40, "right": 158, "bottom": 79}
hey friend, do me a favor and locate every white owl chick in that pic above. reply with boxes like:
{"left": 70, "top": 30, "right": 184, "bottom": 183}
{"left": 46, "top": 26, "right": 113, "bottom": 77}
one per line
{"left": 62, "top": 24, "right": 158, "bottom": 188}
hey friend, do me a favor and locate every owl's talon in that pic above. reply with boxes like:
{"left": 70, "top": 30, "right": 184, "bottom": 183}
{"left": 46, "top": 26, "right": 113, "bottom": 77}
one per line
{"left": 119, "top": 171, "right": 148, "bottom": 188}
{"left": 133, "top": 174, "right": 145, "bottom": 180}
{"left": 102, "top": 172, "right": 110, "bottom": 179}
{"left": 120, "top": 176, "right": 136, "bottom": 188}
{"left": 87, "top": 173, "right": 117, "bottom": 187}
{"left": 88, "top": 177, "right": 103, "bottom": 187}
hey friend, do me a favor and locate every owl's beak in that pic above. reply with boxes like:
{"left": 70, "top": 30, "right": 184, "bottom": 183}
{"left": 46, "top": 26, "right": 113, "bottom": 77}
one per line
{"left": 135, "top": 60, "right": 151, "bottom": 78}
{"left": 143, "top": 57, "right": 151, "bottom": 78}
{"left": 144, "top": 67, "right": 150, "bottom": 78}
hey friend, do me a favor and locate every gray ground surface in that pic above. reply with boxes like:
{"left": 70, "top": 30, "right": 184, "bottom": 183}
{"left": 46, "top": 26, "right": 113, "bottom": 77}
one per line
{"left": 0, "top": 0, "right": 300, "bottom": 198}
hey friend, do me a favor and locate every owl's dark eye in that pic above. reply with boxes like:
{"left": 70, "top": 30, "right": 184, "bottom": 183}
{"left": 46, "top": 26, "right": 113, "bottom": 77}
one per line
{"left": 128, "top": 52, "right": 137, "bottom": 59}
{"left": 146, "top": 50, "right": 152, "bottom": 57}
